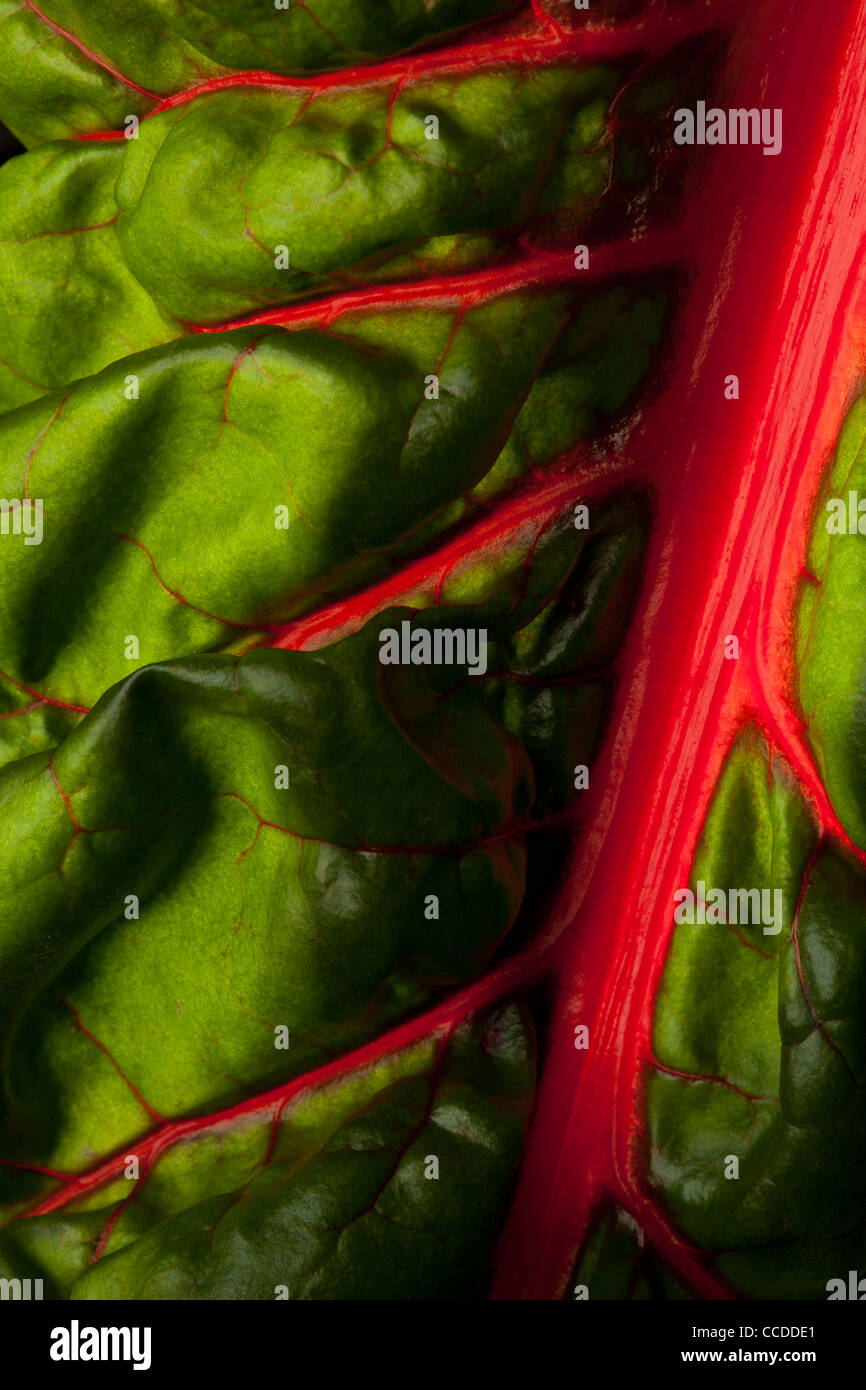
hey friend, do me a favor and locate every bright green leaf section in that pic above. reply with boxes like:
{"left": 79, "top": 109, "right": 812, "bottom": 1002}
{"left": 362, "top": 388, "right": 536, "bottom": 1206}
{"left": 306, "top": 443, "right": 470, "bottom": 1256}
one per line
{"left": 115, "top": 70, "right": 617, "bottom": 323}
{"left": 0, "top": 118, "right": 668, "bottom": 413}
{"left": 0, "top": 69, "right": 675, "bottom": 413}
{"left": 648, "top": 727, "right": 866, "bottom": 1298}
{"left": 797, "top": 395, "right": 866, "bottom": 850}
{"left": 0, "top": 634, "right": 528, "bottom": 1187}
{"left": 0, "top": 1004, "right": 534, "bottom": 1299}
{"left": 0, "top": 0, "right": 514, "bottom": 146}
{"left": 0, "top": 0, "right": 189, "bottom": 147}
{"left": 0, "top": 141, "right": 179, "bottom": 412}
{"left": 0, "top": 501, "right": 645, "bottom": 1199}
{"left": 0, "top": 285, "right": 664, "bottom": 713}
{"left": 0, "top": 294, "right": 567, "bottom": 707}
{"left": 0, "top": 124, "right": 667, "bottom": 411}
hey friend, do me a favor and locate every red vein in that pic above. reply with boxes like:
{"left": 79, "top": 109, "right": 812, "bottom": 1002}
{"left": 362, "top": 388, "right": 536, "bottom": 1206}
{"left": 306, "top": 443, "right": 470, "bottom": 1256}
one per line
{"left": 648, "top": 1055, "right": 779, "bottom": 1105}
{"left": 21, "top": 0, "right": 159, "bottom": 100}
{"left": 268, "top": 468, "right": 641, "bottom": 652}
{"left": 99, "top": 0, "right": 749, "bottom": 126}
{"left": 15, "top": 923, "right": 556, "bottom": 1220}
{"left": 221, "top": 788, "right": 571, "bottom": 859}
{"left": 0, "top": 670, "right": 89, "bottom": 715}
{"left": 60, "top": 998, "right": 164, "bottom": 1123}
{"left": 114, "top": 532, "right": 259, "bottom": 630}
{"left": 23, "top": 393, "right": 67, "bottom": 501}
{"left": 0, "top": 699, "right": 46, "bottom": 720}
{"left": 3, "top": 217, "right": 117, "bottom": 245}
{"left": 187, "top": 230, "right": 683, "bottom": 335}
{"left": 491, "top": 0, "right": 866, "bottom": 1299}
{"left": 0, "top": 1157, "right": 73, "bottom": 1181}
{"left": 47, "top": 756, "right": 81, "bottom": 830}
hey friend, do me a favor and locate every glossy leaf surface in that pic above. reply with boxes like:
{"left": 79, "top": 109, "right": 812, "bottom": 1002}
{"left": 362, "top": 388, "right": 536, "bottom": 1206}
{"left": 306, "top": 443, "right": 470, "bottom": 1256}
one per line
{"left": 3, "top": 0, "right": 866, "bottom": 1304}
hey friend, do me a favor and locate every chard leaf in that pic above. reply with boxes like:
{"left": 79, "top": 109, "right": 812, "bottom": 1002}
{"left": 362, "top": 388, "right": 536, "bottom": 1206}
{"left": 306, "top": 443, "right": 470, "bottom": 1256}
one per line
{"left": 0, "top": 503, "right": 644, "bottom": 1202}
{"left": 798, "top": 396, "right": 866, "bottom": 849}
{"left": 1, "top": 1004, "right": 534, "bottom": 1300}
{"left": 0, "top": 140, "right": 177, "bottom": 412}
{"left": 115, "top": 70, "right": 616, "bottom": 323}
{"left": 647, "top": 729, "right": 866, "bottom": 1299}
{"left": 0, "top": 290, "right": 662, "bottom": 711}
{"left": 0, "top": 0, "right": 515, "bottom": 146}
{"left": 569, "top": 1206, "right": 691, "bottom": 1301}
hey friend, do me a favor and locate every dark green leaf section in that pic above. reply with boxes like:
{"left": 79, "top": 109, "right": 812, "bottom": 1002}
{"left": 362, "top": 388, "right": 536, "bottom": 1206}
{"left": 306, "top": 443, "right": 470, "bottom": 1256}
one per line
{"left": 797, "top": 395, "right": 866, "bottom": 851}
{"left": 0, "top": 0, "right": 515, "bottom": 146}
{"left": 647, "top": 727, "right": 866, "bottom": 1298}
{"left": 0, "top": 1003, "right": 534, "bottom": 1300}
{"left": 159, "top": 0, "right": 515, "bottom": 79}
{"left": 0, "top": 283, "right": 665, "bottom": 714}
{"left": 115, "top": 69, "right": 616, "bottom": 324}
{"left": 461, "top": 496, "right": 648, "bottom": 814}
{"left": 0, "top": 499, "right": 645, "bottom": 1199}
{"left": 568, "top": 1206, "right": 691, "bottom": 1300}
{"left": 421, "top": 283, "right": 668, "bottom": 532}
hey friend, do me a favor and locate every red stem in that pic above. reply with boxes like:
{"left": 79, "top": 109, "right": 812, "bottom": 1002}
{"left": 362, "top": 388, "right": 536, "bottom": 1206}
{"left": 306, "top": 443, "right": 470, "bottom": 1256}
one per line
{"left": 8, "top": 0, "right": 865, "bottom": 1302}
{"left": 490, "top": 0, "right": 866, "bottom": 1299}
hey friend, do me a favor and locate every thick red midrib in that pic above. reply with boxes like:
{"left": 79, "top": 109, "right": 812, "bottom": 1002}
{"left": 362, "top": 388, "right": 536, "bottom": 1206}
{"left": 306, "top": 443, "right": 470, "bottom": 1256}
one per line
{"left": 490, "top": 0, "right": 866, "bottom": 1299}
{"left": 2, "top": 0, "right": 808, "bottom": 1280}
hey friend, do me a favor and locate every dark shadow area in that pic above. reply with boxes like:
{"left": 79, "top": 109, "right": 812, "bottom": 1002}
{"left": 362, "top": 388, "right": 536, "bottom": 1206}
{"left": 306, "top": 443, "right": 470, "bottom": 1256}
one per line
{"left": 0, "top": 120, "right": 24, "bottom": 166}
